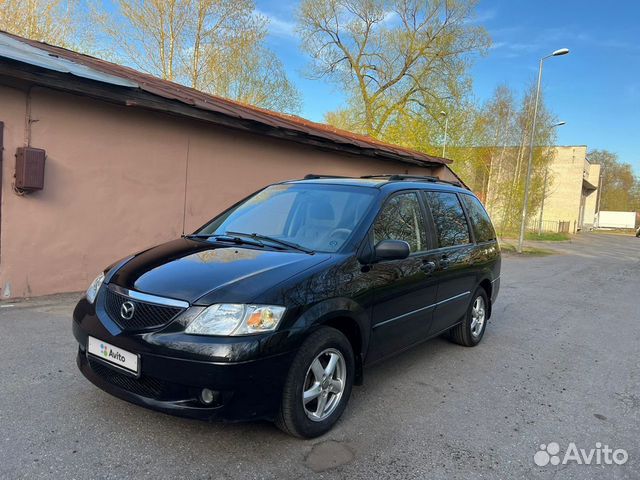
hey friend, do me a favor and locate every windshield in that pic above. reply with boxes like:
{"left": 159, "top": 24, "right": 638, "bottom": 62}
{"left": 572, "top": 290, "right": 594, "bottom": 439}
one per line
{"left": 196, "top": 184, "right": 377, "bottom": 253}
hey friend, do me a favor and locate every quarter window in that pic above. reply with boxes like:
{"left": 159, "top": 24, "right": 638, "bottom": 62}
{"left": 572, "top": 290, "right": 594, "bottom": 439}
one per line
{"left": 373, "top": 192, "right": 426, "bottom": 253}
{"left": 424, "top": 192, "right": 470, "bottom": 247}
{"left": 460, "top": 195, "right": 496, "bottom": 243}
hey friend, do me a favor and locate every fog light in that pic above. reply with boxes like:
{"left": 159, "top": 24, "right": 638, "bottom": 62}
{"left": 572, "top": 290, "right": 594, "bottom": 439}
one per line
{"left": 200, "top": 388, "right": 216, "bottom": 405}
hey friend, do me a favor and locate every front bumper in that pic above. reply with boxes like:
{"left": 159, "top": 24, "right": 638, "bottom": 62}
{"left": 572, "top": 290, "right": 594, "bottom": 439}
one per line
{"left": 72, "top": 296, "right": 297, "bottom": 422}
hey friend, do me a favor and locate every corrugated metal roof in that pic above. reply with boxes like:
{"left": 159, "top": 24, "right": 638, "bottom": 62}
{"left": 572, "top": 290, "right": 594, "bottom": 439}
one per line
{"left": 0, "top": 30, "right": 451, "bottom": 167}
{"left": 0, "top": 33, "right": 138, "bottom": 88}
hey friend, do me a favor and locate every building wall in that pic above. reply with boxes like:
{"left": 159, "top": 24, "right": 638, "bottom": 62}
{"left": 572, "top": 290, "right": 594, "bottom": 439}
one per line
{"left": 582, "top": 163, "right": 600, "bottom": 228}
{"left": 0, "top": 85, "right": 449, "bottom": 299}
{"left": 538, "top": 146, "right": 600, "bottom": 230}
{"left": 541, "top": 146, "right": 588, "bottom": 226}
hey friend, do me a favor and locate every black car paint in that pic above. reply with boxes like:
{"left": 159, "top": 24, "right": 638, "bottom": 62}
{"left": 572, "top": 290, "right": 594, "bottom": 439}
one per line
{"left": 73, "top": 179, "right": 500, "bottom": 421}
{"left": 108, "top": 238, "right": 332, "bottom": 305}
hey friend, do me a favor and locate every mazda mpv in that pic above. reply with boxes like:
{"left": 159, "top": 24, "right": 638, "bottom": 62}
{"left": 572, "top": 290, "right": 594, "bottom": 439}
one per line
{"left": 73, "top": 174, "right": 500, "bottom": 438}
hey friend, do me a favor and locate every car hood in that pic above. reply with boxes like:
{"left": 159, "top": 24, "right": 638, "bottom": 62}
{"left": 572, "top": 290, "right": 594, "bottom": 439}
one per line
{"left": 108, "top": 238, "right": 331, "bottom": 304}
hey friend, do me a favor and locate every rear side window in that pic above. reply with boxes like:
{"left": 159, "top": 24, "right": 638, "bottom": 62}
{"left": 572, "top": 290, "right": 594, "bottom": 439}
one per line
{"left": 373, "top": 192, "right": 426, "bottom": 253}
{"left": 424, "top": 191, "right": 470, "bottom": 247}
{"left": 460, "top": 194, "right": 496, "bottom": 243}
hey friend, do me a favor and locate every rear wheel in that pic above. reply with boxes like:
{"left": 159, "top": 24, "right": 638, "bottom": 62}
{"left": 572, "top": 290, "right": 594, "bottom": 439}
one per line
{"left": 276, "top": 327, "right": 354, "bottom": 438}
{"left": 449, "top": 288, "right": 488, "bottom": 347}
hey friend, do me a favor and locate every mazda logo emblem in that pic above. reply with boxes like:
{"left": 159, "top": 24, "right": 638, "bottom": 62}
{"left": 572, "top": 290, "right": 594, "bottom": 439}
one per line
{"left": 120, "top": 301, "right": 135, "bottom": 320}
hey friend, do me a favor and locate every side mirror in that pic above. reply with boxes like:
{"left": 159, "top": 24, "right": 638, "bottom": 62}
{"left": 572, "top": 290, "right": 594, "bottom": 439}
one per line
{"left": 374, "top": 239, "right": 410, "bottom": 261}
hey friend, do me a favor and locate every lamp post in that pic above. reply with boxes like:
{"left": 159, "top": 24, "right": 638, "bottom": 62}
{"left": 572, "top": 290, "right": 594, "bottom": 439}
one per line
{"left": 517, "top": 48, "right": 569, "bottom": 253}
{"left": 440, "top": 110, "right": 448, "bottom": 158}
{"left": 537, "top": 121, "right": 566, "bottom": 234}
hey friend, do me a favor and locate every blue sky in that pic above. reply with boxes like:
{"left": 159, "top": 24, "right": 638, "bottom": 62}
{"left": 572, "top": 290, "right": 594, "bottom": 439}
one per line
{"left": 255, "top": 0, "right": 640, "bottom": 173}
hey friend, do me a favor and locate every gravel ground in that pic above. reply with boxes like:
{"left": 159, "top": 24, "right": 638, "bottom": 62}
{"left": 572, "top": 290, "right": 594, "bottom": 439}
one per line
{"left": 0, "top": 232, "right": 638, "bottom": 479}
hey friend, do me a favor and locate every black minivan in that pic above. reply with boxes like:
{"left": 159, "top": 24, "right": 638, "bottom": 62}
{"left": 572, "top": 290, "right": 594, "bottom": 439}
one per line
{"left": 73, "top": 174, "right": 500, "bottom": 438}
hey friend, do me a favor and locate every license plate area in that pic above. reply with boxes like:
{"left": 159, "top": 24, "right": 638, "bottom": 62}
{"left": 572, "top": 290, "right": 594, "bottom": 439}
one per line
{"left": 87, "top": 336, "right": 139, "bottom": 376}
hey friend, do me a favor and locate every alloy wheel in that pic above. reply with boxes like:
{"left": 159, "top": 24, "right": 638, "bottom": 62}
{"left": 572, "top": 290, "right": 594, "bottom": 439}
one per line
{"left": 302, "top": 348, "right": 346, "bottom": 422}
{"left": 470, "top": 296, "right": 486, "bottom": 338}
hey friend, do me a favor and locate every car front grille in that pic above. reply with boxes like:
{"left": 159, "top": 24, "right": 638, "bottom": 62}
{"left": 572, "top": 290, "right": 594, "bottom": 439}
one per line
{"left": 88, "top": 357, "right": 168, "bottom": 399}
{"left": 104, "top": 287, "right": 185, "bottom": 331}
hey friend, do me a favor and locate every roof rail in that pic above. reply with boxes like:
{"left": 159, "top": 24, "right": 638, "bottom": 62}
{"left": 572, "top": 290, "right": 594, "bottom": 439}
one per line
{"left": 360, "top": 174, "right": 462, "bottom": 187}
{"left": 303, "top": 173, "right": 350, "bottom": 180}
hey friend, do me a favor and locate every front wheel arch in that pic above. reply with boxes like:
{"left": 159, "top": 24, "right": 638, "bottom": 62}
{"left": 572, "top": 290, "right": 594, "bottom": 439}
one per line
{"left": 276, "top": 326, "right": 355, "bottom": 438}
{"left": 322, "top": 316, "right": 364, "bottom": 385}
{"left": 290, "top": 299, "right": 369, "bottom": 385}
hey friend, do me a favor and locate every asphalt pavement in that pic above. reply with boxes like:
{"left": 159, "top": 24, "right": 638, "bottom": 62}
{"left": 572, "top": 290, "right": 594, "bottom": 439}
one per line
{"left": 0, "top": 232, "right": 638, "bottom": 479}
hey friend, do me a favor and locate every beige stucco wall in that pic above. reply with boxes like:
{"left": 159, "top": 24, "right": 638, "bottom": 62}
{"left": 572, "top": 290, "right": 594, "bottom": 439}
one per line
{"left": 540, "top": 146, "right": 590, "bottom": 226}
{"left": 0, "top": 85, "right": 449, "bottom": 299}
{"left": 582, "top": 163, "right": 600, "bottom": 228}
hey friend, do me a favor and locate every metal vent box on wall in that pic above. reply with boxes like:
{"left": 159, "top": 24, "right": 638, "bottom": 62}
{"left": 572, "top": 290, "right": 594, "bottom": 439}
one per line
{"left": 15, "top": 147, "right": 46, "bottom": 191}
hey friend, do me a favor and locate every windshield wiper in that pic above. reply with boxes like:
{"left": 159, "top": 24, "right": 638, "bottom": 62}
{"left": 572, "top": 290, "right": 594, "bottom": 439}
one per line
{"left": 225, "top": 231, "right": 314, "bottom": 255}
{"left": 183, "top": 233, "right": 265, "bottom": 248}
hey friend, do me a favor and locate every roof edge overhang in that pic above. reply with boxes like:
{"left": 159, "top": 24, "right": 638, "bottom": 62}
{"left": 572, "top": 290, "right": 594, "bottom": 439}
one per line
{"left": 582, "top": 177, "right": 598, "bottom": 191}
{"left": 0, "top": 57, "right": 447, "bottom": 169}
{"left": 0, "top": 29, "right": 452, "bottom": 170}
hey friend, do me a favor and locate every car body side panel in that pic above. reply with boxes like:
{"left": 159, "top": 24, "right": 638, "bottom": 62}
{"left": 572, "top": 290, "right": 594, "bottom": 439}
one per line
{"left": 471, "top": 241, "right": 501, "bottom": 288}
{"left": 365, "top": 252, "right": 438, "bottom": 362}
{"left": 254, "top": 256, "right": 373, "bottom": 359}
{"left": 427, "top": 244, "right": 476, "bottom": 334}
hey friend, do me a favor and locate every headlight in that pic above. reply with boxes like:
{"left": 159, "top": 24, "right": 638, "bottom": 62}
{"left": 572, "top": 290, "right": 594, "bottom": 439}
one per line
{"left": 85, "top": 272, "right": 105, "bottom": 304}
{"left": 185, "top": 304, "right": 286, "bottom": 336}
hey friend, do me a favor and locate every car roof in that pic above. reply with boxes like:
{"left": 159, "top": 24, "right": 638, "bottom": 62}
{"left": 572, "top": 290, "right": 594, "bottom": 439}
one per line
{"left": 282, "top": 176, "right": 472, "bottom": 195}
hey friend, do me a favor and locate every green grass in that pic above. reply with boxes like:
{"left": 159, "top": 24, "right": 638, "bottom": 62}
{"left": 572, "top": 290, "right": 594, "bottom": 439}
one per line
{"left": 524, "top": 231, "right": 571, "bottom": 241}
{"left": 499, "top": 241, "right": 554, "bottom": 256}
{"left": 499, "top": 231, "right": 571, "bottom": 242}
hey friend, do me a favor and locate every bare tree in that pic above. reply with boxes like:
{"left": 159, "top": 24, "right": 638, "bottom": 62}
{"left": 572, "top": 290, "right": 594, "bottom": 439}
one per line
{"left": 298, "top": 0, "right": 489, "bottom": 136}
{"left": 0, "top": 0, "right": 91, "bottom": 50}
{"left": 474, "top": 83, "right": 558, "bottom": 234}
{"left": 98, "top": 0, "right": 301, "bottom": 113}
{"left": 100, "top": 0, "right": 190, "bottom": 80}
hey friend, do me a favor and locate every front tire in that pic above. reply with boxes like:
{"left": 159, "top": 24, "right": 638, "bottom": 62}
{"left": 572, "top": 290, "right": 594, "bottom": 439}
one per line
{"left": 449, "top": 288, "right": 489, "bottom": 347}
{"left": 276, "top": 327, "right": 354, "bottom": 438}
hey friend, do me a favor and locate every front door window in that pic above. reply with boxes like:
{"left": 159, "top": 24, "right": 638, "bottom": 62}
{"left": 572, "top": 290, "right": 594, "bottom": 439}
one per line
{"left": 373, "top": 192, "right": 426, "bottom": 253}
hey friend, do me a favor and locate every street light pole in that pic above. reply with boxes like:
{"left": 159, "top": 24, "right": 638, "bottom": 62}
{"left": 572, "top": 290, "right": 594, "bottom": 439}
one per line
{"left": 440, "top": 111, "right": 448, "bottom": 158}
{"left": 537, "top": 121, "right": 566, "bottom": 235}
{"left": 517, "top": 48, "right": 569, "bottom": 253}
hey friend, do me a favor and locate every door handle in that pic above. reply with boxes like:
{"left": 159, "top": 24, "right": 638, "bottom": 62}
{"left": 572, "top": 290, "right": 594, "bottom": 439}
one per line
{"left": 439, "top": 255, "right": 450, "bottom": 269}
{"left": 420, "top": 260, "right": 436, "bottom": 274}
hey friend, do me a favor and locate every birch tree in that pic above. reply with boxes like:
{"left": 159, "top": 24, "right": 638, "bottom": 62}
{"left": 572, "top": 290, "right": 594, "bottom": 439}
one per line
{"left": 476, "top": 84, "right": 557, "bottom": 234}
{"left": 298, "top": 0, "right": 489, "bottom": 136}
{"left": 99, "top": 0, "right": 301, "bottom": 112}
{"left": 0, "top": 0, "right": 90, "bottom": 50}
